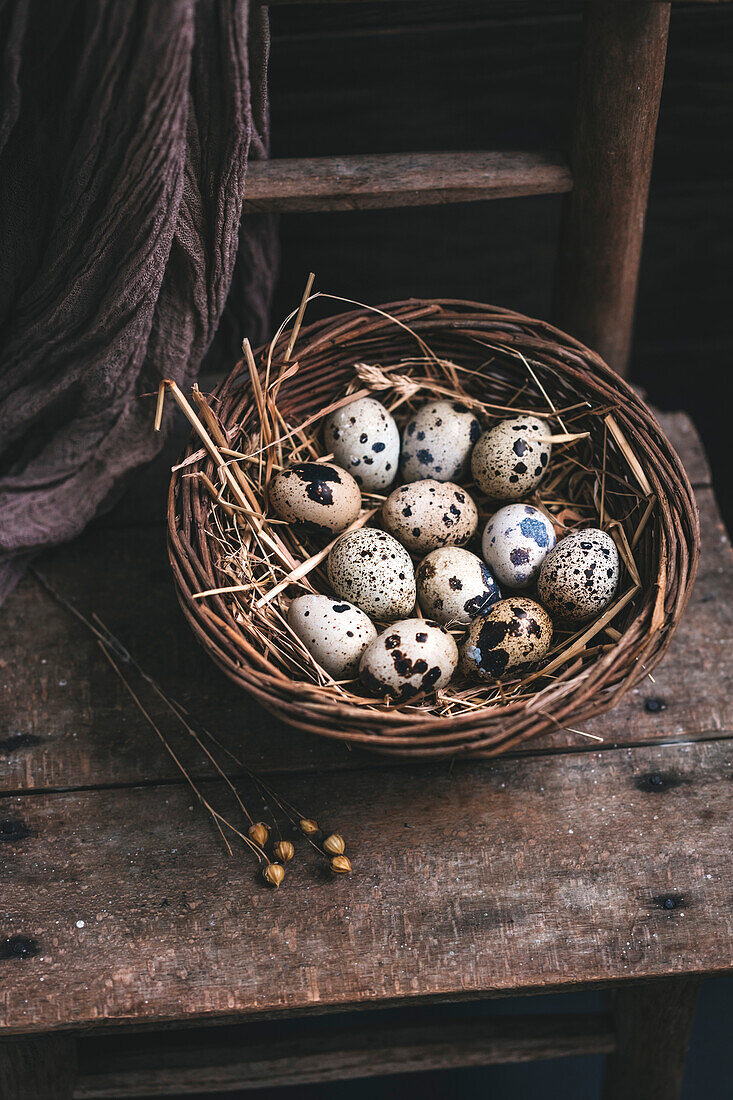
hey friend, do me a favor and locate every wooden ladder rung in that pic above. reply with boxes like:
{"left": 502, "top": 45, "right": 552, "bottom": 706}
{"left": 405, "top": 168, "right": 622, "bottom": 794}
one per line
{"left": 74, "top": 1013, "right": 615, "bottom": 1097}
{"left": 243, "top": 150, "right": 572, "bottom": 213}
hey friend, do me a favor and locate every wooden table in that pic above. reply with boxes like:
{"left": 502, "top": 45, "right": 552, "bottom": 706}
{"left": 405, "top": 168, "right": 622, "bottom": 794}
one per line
{"left": 1, "top": 410, "right": 731, "bottom": 1099}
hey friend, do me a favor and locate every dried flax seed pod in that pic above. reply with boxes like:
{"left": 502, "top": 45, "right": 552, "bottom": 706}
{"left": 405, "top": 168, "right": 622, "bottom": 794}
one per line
{"left": 330, "top": 855, "right": 352, "bottom": 874}
{"left": 262, "top": 863, "right": 285, "bottom": 887}
{"left": 323, "top": 834, "right": 345, "bottom": 856}
{"left": 248, "top": 822, "right": 269, "bottom": 847}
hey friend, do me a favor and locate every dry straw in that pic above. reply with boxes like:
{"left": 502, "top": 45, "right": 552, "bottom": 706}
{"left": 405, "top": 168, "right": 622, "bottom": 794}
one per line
{"left": 164, "top": 295, "right": 699, "bottom": 759}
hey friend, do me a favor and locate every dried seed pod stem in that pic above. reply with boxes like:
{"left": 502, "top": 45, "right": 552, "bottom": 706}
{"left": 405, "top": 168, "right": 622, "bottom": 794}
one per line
{"left": 33, "top": 574, "right": 338, "bottom": 887}
{"left": 95, "top": 642, "right": 267, "bottom": 865}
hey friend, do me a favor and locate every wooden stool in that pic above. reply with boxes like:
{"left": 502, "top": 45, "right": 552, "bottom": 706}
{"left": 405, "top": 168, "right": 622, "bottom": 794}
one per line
{"left": 2, "top": 406, "right": 728, "bottom": 1097}
{"left": 2, "top": 4, "right": 729, "bottom": 1099}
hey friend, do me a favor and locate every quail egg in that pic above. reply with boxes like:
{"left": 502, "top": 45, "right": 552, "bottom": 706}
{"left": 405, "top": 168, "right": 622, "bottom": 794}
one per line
{"left": 360, "top": 618, "right": 458, "bottom": 700}
{"left": 382, "top": 479, "right": 478, "bottom": 554}
{"left": 288, "top": 594, "right": 377, "bottom": 679}
{"left": 269, "top": 461, "right": 361, "bottom": 534}
{"left": 471, "top": 415, "right": 552, "bottom": 500}
{"left": 481, "top": 503, "right": 556, "bottom": 589}
{"left": 323, "top": 396, "right": 400, "bottom": 492}
{"left": 537, "top": 528, "right": 619, "bottom": 622}
{"left": 416, "top": 547, "right": 501, "bottom": 626}
{"left": 401, "top": 400, "right": 482, "bottom": 483}
{"left": 461, "top": 597, "right": 553, "bottom": 681}
{"left": 328, "top": 527, "right": 416, "bottom": 620}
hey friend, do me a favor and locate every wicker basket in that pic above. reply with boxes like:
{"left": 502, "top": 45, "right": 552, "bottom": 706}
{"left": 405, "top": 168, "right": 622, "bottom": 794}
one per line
{"left": 167, "top": 299, "right": 699, "bottom": 758}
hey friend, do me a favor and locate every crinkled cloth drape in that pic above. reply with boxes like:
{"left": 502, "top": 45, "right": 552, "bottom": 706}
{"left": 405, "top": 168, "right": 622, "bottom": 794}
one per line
{"left": 0, "top": 0, "right": 277, "bottom": 601}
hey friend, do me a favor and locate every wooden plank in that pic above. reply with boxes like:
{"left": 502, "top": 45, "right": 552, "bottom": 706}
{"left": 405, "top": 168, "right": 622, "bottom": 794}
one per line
{"left": 74, "top": 1013, "right": 615, "bottom": 1096}
{"left": 241, "top": 151, "right": 573, "bottom": 213}
{"left": 603, "top": 977, "right": 700, "bottom": 1100}
{"left": 0, "top": 459, "right": 729, "bottom": 793}
{"left": 553, "top": 1, "right": 671, "bottom": 375}
{"left": 0, "top": 739, "right": 731, "bottom": 1035}
{"left": 0, "top": 1035, "right": 77, "bottom": 1100}
{"left": 262, "top": 1, "right": 731, "bottom": 6}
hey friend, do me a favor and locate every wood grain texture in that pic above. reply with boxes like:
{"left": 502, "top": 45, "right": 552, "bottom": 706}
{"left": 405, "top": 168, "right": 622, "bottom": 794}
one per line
{"left": 73, "top": 1013, "right": 615, "bottom": 1096}
{"left": 554, "top": 1, "right": 671, "bottom": 374}
{"left": 603, "top": 977, "right": 700, "bottom": 1099}
{"left": 242, "top": 151, "right": 572, "bottom": 213}
{"left": 1, "top": 739, "right": 731, "bottom": 1035}
{"left": 0, "top": 417, "right": 728, "bottom": 793}
{"left": 261, "top": 1, "right": 731, "bottom": 7}
{"left": 0, "top": 1035, "right": 77, "bottom": 1099}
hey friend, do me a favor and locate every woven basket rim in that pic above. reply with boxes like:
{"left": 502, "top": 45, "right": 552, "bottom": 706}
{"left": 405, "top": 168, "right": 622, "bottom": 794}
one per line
{"left": 167, "top": 298, "right": 700, "bottom": 758}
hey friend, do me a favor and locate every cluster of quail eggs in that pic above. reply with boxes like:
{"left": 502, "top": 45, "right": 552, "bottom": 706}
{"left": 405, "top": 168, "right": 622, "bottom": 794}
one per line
{"left": 269, "top": 393, "right": 620, "bottom": 702}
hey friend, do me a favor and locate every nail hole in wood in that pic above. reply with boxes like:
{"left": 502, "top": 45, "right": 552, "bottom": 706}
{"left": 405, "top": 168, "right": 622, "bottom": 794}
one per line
{"left": 1, "top": 935, "right": 40, "bottom": 960}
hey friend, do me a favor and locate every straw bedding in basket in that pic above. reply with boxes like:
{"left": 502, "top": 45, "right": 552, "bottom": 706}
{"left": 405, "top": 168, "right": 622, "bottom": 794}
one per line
{"left": 166, "top": 297, "right": 699, "bottom": 759}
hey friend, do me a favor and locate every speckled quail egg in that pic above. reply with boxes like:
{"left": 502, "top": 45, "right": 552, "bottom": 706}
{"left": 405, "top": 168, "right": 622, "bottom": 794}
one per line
{"left": 360, "top": 618, "right": 458, "bottom": 700}
{"left": 323, "top": 396, "right": 400, "bottom": 492}
{"left": 481, "top": 503, "right": 556, "bottom": 590}
{"left": 537, "top": 528, "right": 619, "bottom": 622}
{"left": 269, "top": 461, "right": 361, "bottom": 534}
{"left": 461, "top": 597, "right": 553, "bottom": 681}
{"left": 328, "top": 527, "right": 416, "bottom": 620}
{"left": 416, "top": 547, "right": 501, "bottom": 626}
{"left": 471, "top": 415, "right": 552, "bottom": 500}
{"left": 382, "top": 480, "right": 478, "bottom": 554}
{"left": 401, "top": 400, "right": 482, "bottom": 483}
{"left": 287, "top": 594, "right": 377, "bottom": 679}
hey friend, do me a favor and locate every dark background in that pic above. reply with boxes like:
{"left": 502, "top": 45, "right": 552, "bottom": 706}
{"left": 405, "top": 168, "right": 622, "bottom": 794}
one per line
{"left": 142, "top": 3, "right": 733, "bottom": 1097}
{"left": 266, "top": 0, "right": 733, "bottom": 528}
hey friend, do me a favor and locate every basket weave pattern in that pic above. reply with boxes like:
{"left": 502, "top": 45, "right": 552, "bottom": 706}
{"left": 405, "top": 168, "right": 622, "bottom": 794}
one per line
{"left": 168, "top": 300, "right": 699, "bottom": 758}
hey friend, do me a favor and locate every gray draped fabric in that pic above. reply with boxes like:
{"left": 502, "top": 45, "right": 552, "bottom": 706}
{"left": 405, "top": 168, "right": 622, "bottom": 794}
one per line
{"left": 0, "top": 0, "right": 277, "bottom": 600}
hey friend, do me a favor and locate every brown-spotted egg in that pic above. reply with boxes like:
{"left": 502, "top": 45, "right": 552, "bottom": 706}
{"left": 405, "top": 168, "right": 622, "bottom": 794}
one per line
{"left": 401, "top": 400, "right": 481, "bottom": 483}
{"left": 471, "top": 415, "right": 552, "bottom": 500}
{"left": 360, "top": 618, "right": 458, "bottom": 700}
{"left": 382, "top": 479, "right": 478, "bottom": 554}
{"left": 328, "top": 527, "right": 416, "bottom": 620}
{"left": 461, "top": 597, "right": 553, "bottom": 681}
{"left": 324, "top": 396, "right": 400, "bottom": 492}
{"left": 269, "top": 462, "right": 361, "bottom": 534}
{"left": 416, "top": 547, "right": 501, "bottom": 625}
{"left": 537, "top": 528, "right": 619, "bottom": 622}
{"left": 288, "top": 594, "right": 377, "bottom": 679}
{"left": 481, "top": 503, "right": 556, "bottom": 589}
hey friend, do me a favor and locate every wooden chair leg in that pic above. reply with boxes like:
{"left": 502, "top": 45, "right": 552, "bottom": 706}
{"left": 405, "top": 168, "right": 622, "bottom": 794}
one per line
{"left": 0, "top": 1035, "right": 77, "bottom": 1100}
{"left": 553, "top": 0, "right": 671, "bottom": 376}
{"left": 603, "top": 977, "right": 701, "bottom": 1100}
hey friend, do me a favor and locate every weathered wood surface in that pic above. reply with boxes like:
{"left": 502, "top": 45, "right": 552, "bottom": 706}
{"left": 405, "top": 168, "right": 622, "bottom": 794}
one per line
{"left": 554, "top": 1, "right": 671, "bottom": 375}
{"left": 74, "top": 1013, "right": 615, "bottom": 1097}
{"left": 0, "top": 412, "right": 729, "bottom": 793}
{"left": 0, "top": 739, "right": 731, "bottom": 1035}
{"left": 261, "top": 1, "right": 731, "bottom": 7}
{"left": 242, "top": 151, "right": 572, "bottom": 213}
{"left": 603, "top": 977, "right": 700, "bottom": 1100}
